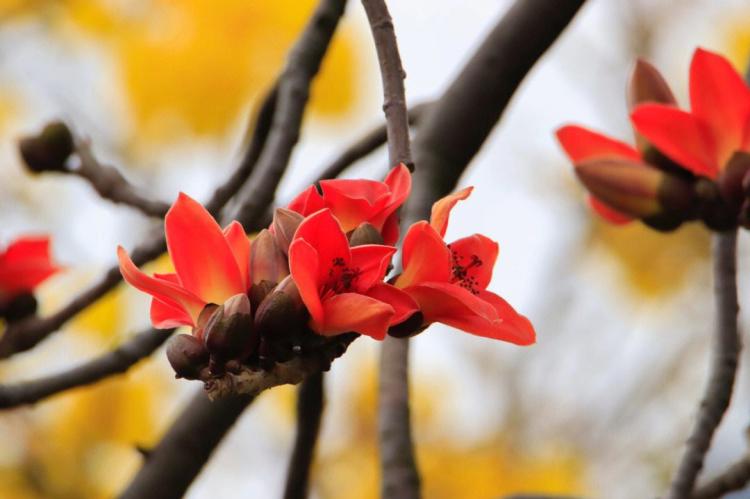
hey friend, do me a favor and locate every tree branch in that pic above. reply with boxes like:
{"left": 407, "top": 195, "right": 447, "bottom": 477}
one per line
{"left": 692, "top": 453, "right": 750, "bottom": 499}
{"left": 283, "top": 372, "right": 325, "bottom": 499}
{"left": 0, "top": 327, "right": 172, "bottom": 409}
{"left": 119, "top": 391, "right": 255, "bottom": 499}
{"left": 667, "top": 229, "right": 741, "bottom": 498}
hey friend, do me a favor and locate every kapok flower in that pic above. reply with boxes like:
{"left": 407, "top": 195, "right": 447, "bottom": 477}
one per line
{"left": 631, "top": 48, "right": 750, "bottom": 180}
{"left": 118, "top": 193, "right": 250, "bottom": 329}
{"left": 287, "top": 163, "right": 411, "bottom": 245}
{"left": 394, "top": 187, "right": 535, "bottom": 345}
{"left": 288, "top": 208, "right": 417, "bottom": 340}
{"left": 0, "top": 235, "right": 61, "bottom": 301}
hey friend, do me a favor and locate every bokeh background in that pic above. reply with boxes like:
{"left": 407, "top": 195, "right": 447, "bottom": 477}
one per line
{"left": 1, "top": 0, "right": 750, "bottom": 497}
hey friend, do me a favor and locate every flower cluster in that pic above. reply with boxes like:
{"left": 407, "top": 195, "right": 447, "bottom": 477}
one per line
{"left": 0, "top": 236, "right": 61, "bottom": 322}
{"left": 557, "top": 48, "right": 750, "bottom": 231}
{"left": 118, "top": 165, "right": 535, "bottom": 385}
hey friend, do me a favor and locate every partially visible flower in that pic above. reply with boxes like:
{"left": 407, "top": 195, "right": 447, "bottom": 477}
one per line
{"left": 0, "top": 235, "right": 61, "bottom": 301}
{"left": 288, "top": 164, "right": 411, "bottom": 245}
{"left": 118, "top": 193, "right": 250, "bottom": 329}
{"left": 288, "top": 208, "right": 417, "bottom": 340}
{"left": 394, "top": 187, "right": 535, "bottom": 345}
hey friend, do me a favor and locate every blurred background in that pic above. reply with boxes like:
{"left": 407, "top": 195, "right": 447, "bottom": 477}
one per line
{"left": 1, "top": 0, "right": 750, "bottom": 497}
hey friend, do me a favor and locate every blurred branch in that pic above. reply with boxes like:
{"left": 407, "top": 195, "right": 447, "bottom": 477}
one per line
{"left": 0, "top": 85, "right": 279, "bottom": 361}
{"left": 667, "top": 230, "right": 741, "bottom": 499}
{"left": 228, "top": 0, "right": 346, "bottom": 228}
{"left": 692, "top": 453, "right": 750, "bottom": 499}
{"left": 119, "top": 391, "right": 256, "bottom": 499}
{"left": 283, "top": 372, "right": 325, "bottom": 499}
{"left": 0, "top": 327, "right": 172, "bottom": 409}
{"left": 313, "top": 101, "right": 429, "bottom": 183}
{"left": 358, "top": 1, "right": 420, "bottom": 498}
{"left": 73, "top": 140, "right": 171, "bottom": 217}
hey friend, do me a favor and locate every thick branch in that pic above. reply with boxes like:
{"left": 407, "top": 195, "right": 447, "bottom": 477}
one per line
{"left": 0, "top": 328, "right": 172, "bottom": 409}
{"left": 118, "top": 391, "right": 255, "bottom": 499}
{"left": 228, "top": 0, "right": 347, "bottom": 228}
{"left": 73, "top": 141, "right": 171, "bottom": 217}
{"left": 692, "top": 454, "right": 750, "bottom": 499}
{"left": 667, "top": 230, "right": 741, "bottom": 498}
{"left": 283, "top": 372, "right": 325, "bottom": 499}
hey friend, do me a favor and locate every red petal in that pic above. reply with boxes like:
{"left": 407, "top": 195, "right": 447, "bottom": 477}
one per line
{"left": 288, "top": 238, "right": 324, "bottom": 326}
{"left": 316, "top": 292, "right": 394, "bottom": 340}
{"left": 588, "top": 196, "right": 633, "bottom": 224}
{"left": 396, "top": 221, "right": 451, "bottom": 288}
{"left": 380, "top": 212, "right": 400, "bottom": 246}
{"left": 293, "top": 209, "right": 351, "bottom": 283}
{"left": 366, "top": 282, "right": 419, "bottom": 325}
{"left": 150, "top": 298, "right": 194, "bottom": 329}
{"left": 631, "top": 104, "right": 717, "bottom": 178}
{"left": 430, "top": 186, "right": 473, "bottom": 237}
{"left": 117, "top": 246, "right": 205, "bottom": 324}
{"left": 288, "top": 185, "right": 325, "bottom": 215}
{"left": 349, "top": 244, "right": 397, "bottom": 292}
{"left": 447, "top": 234, "right": 499, "bottom": 291}
{"left": 165, "top": 193, "right": 245, "bottom": 304}
{"left": 689, "top": 48, "right": 750, "bottom": 169}
{"left": 319, "top": 178, "right": 391, "bottom": 232}
{"left": 370, "top": 164, "right": 412, "bottom": 242}
{"left": 223, "top": 221, "right": 251, "bottom": 290}
{"left": 2, "top": 236, "right": 54, "bottom": 264}
{"left": 0, "top": 236, "right": 61, "bottom": 294}
{"left": 556, "top": 125, "right": 641, "bottom": 162}
{"left": 478, "top": 290, "right": 536, "bottom": 345}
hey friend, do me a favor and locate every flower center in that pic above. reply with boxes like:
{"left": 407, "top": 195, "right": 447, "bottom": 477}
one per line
{"left": 325, "top": 256, "right": 361, "bottom": 295}
{"left": 448, "top": 246, "right": 482, "bottom": 295}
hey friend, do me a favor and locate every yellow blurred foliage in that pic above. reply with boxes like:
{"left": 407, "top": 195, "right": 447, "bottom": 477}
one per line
{"left": 725, "top": 12, "right": 750, "bottom": 70}
{"left": 60, "top": 0, "right": 360, "bottom": 143}
{"left": 589, "top": 220, "right": 710, "bottom": 297}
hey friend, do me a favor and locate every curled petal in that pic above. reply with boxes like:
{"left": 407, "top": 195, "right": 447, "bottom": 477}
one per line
{"left": 150, "top": 298, "right": 194, "bottom": 329}
{"left": 165, "top": 193, "right": 245, "bottom": 304}
{"left": 447, "top": 234, "right": 499, "bottom": 291}
{"left": 350, "top": 244, "right": 397, "bottom": 292}
{"left": 631, "top": 104, "right": 716, "bottom": 178}
{"left": 288, "top": 238, "right": 324, "bottom": 326}
{"left": 396, "top": 221, "right": 451, "bottom": 289}
{"left": 318, "top": 178, "right": 391, "bottom": 232}
{"left": 293, "top": 209, "right": 351, "bottom": 283}
{"left": 430, "top": 186, "right": 473, "bottom": 237}
{"left": 478, "top": 290, "right": 535, "bottom": 345}
{"left": 556, "top": 125, "right": 641, "bottom": 163}
{"left": 288, "top": 185, "right": 325, "bottom": 216}
{"left": 366, "top": 282, "right": 419, "bottom": 325}
{"left": 117, "top": 246, "right": 205, "bottom": 324}
{"left": 371, "top": 164, "right": 412, "bottom": 242}
{"left": 223, "top": 221, "right": 251, "bottom": 290}
{"left": 316, "top": 292, "right": 394, "bottom": 340}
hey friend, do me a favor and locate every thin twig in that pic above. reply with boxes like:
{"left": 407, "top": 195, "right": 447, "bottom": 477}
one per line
{"left": 118, "top": 391, "right": 256, "bottom": 499}
{"left": 0, "top": 86, "right": 279, "bottom": 360}
{"left": 73, "top": 141, "right": 171, "bottom": 217}
{"left": 692, "top": 453, "right": 750, "bottom": 499}
{"left": 667, "top": 229, "right": 741, "bottom": 498}
{"left": 283, "top": 372, "right": 325, "bottom": 499}
{"left": 228, "top": 0, "right": 347, "bottom": 228}
{"left": 0, "top": 328, "right": 172, "bottom": 409}
{"left": 359, "top": 1, "right": 420, "bottom": 498}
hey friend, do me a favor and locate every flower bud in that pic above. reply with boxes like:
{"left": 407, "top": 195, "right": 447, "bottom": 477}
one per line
{"left": 575, "top": 158, "right": 686, "bottom": 218}
{"left": 166, "top": 334, "right": 209, "bottom": 379}
{"left": 272, "top": 208, "right": 304, "bottom": 255}
{"left": 250, "top": 229, "right": 288, "bottom": 286}
{"left": 348, "top": 222, "right": 384, "bottom": 246}
{"left": 0, "top": 292, "right": 37, "bottom": 323}
{"left": 718, "top": 152, "right": 750, "bottom": 206}
{"left": 628, "top": 60, "right": 677, "bottom": 152}
{"left": 192, "top": 303, "right": 219, "bottom": 341}
{"left": 254, "top": 275, "right": 307, "bottom": 338}
{"left": 203, "top": 293, "right": 256, "bottom": 361}
{"left": 19, "top": 121, "right": 74, "bottom": 173}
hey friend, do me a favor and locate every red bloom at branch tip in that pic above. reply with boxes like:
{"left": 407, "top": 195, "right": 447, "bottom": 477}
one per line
{"left": 0, "top": 235, "right": 61, "bottom": 300}
{"left": 288, "top": 208, "right": 417, "bottom": 340}
{"left": 118, "top": 193, "right": 251, "bottom": 329}
{"left": 395, "top": 187, "right": 535, "bottom": 345}
{"left": 287, "top": 163, "right": 411, "bottom": 245}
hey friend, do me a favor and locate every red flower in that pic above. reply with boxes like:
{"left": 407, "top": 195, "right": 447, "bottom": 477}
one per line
{"left": 288, "top": 163, "right": 411, "bottom": 245}
{"left": 0, "top": 236, "right": 60, "bottom": 300}
{"left": 118, "top": 193, "right": 250, "bottom": 329}
{"left": 394, "top": 187, "right": 535, "bottom": 345}
{"left": 631, "top": 48, "right": 750, "bottom": 179}
{"left": 288, "top": 208, "right": 417, "bottom": 340}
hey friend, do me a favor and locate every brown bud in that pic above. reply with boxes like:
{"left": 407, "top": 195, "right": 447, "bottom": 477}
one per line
{"left": 627, "top": 60, "right": 677, "bottom": 152}
{"left": 19, "top": 121, "right": 74, "bottom": 173}
{"left": 203, "top": 293, "right": 256, "bottom": 361}
{"left": 192, "top": 303, "right": 219, "bottom": 341}
{"left": 348, "top": 222, "right": 384, "bottom": 246}
{"left": 250, "top": 229, "right": 288, "bottom": 286}
{"left": 166, "top": 334, "right": 209, "bottom": 379}
{"left": 272, "top": 208, "right": 304, "bottom": 255}
{"left": 254, "top": 275, "right": 307, "bottom": 337}
{"left": 0, "top": 292, "right": 37, "bottom": 323}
